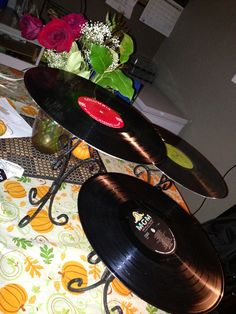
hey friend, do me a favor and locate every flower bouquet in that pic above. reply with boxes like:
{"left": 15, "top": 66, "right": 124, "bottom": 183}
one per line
{"left": 19, "top": 12, "right": 135, "bottom": 101}
{"left": 19, "top": 12, "right": 135, "bottom": 154}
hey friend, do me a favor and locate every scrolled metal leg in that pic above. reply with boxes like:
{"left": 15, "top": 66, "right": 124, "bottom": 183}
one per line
{"left": 103, "top": 274, "right": 123, "bottom": 314}
{"left": 133, "top": 164, "right": 173, "bottom": 191}
{"left": 68, "top": 268, "right": 112, "bottom": 293}
{"left": 68, "top": 267, "right": 123, "bottom": 314}
{"left": 110, "top": 306, "right": 123, "bottom": 313}
{"left": 87, "top": 251, "right": 101, "bottom": 264}
{"left": 18, "top": 138, "right": 103, "bottom": 228}
{"left": 18, "top": 143, "right": 71, "bottom": 228}
{"left": 155, "top": 173, "right": 173, "bottom": 190}
{"left": 133, "top": 164, "right": 153, "bottom": 184}
{"left": 68, "top": 251, "right": 123, "bottom": 314}
{"left": 18, "top": 203, "right": 45, "bottom": 228}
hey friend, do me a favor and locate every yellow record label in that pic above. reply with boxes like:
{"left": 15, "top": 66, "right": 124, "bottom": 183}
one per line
{"left": 166, "top": 143, "right": 193, "bottom": 169}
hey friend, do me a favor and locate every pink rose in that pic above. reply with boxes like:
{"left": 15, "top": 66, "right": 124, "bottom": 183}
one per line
{"left": 19, "top": 14, "right": 43, "bottom": 40}
{"left": 38, "top": 19, "right": 74, "bottom": 52}
{"left": 62, "top": 13, "right": 87, "bottom": 40}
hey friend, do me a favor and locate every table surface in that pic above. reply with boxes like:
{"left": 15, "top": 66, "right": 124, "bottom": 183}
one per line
{"left": 0, "top": 64, "right": 188, "bottom": 314}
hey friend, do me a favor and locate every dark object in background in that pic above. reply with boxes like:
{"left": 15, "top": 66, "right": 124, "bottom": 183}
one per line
{"left": 126, "top": 54, "right": 157, "bottom": 84}
{"left": 0, "top": 0, "right": 8, "bottom": 9}
{"left": 203, "top": 205, "right": 236, "bottom": 313}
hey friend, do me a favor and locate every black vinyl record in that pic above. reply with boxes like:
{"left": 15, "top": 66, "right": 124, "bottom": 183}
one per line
{"left": 155, "top": 126, "right": 228, "bottom": 199}
{"left": 78, "top": 173, "right": 224, "bottom": 314}
{"left": 24, "top": 67, "right": 166, "bottom": 164}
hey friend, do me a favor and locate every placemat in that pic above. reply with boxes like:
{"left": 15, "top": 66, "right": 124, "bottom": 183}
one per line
{"left": 0, "top": 137, "right": 106, "bottom": 184}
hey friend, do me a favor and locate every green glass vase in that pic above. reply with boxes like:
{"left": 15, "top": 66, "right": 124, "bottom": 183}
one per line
{"left": 32, "top": 109, "right": 70, "bottom": 154}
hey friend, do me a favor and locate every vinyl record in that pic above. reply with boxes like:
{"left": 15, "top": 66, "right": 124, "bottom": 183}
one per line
{"left": 24, "top": 67, "right": 166, "bottom": 164}
{"left": 78, "top": 173, "right": 224, "bottom": 314}
{"left": 154, "top": 126, "right": 228, "bottom": 198}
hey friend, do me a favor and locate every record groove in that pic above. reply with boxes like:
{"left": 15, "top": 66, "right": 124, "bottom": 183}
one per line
{"left": 78, "top": 173, "right": 224, "bottom": 314}
{"left": 24, "top": 67, "right": 166, "bottom": 164}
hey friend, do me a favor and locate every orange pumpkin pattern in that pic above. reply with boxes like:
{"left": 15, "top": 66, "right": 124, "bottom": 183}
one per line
{"left": 21, "top": 104, "right": 38, "bottom": 117}
{"left": 35, "top": 185, "right": 50, "bottom": 199}
{"left": 60, "top": 261, "right": 88, "bottom": 294}
{"left": 72, "top": 140, "right": 90, "bottom": 160}
{"left": 0, "top": 120, "right": 7, "bottom": 136}
{"left": 4, "top": 181, "right": 26, "bottom": 198}
{"left": 0, "top": 284, "right": 28, "bottom": 314}
{"left": 112, "top": 278, "right": 131, "bottom": 296}
{"left": 28, "top": 208, "right": 54, "bottom": 233}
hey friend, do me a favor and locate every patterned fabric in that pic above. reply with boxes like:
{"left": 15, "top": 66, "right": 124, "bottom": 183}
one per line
{"left": 0, "top": 64, "right": 39, "bottom": 118}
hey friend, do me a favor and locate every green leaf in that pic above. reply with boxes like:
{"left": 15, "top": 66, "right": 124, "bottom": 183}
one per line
{"left": 40, "top": 245, "right": 54, "bottom": 264}
{"left": 120, "top": 33, "right": 134, "bottom": 64}
{"left": 146, "top": 304, "right": 158, "bottom": 314}
{"left": 32, "top": 285, "right": 40, "bottom": 293}
{"left": 96, "top": 69, "right": 134, "bottom": 100}
{"left": 59, "top": 182, "right": 66, "bottom": 190}
{"left": 13, "top": 237, "right": 33, "bottom": 250}
{"left": 7, "top": 258, "right": 16, "bottom": 266}
{"left": 90, "top": 44, "right": 113, "bottom": 74}
{"left": 17, "top": 176, "right": 31, "bottom": 183}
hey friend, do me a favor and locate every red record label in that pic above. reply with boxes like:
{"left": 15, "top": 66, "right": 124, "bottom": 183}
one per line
{"left": 78, "top": 96, "right": 124, "bottom": 128}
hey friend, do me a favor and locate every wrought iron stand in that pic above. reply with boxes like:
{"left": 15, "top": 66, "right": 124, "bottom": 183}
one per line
{"left": 18, "top": 138, "right": 103, "bottom": 228}
{"left": 133, "top": 164, "right": 173, "bottom": 191}
{"left": 65, "top": 166, "right": 173, "bottom": 314}
{"left": 68, "top": 251, "right": 123, "bottom": 314}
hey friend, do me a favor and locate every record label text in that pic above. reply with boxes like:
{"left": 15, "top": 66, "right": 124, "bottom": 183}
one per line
{"left": 78, "top": 96, "right": 124, "bottom": 128}
{"left": 130, "top": 209, "right": 176, "bottom": 255}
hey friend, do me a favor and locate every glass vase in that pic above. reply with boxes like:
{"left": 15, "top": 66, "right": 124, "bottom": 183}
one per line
{"left": 32, "top": 109, "right": 70, "bottom": 154}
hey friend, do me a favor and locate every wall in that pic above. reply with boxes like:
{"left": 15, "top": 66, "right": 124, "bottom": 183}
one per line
{"left": 153, "top": 0, "right": 236, "bottom": 222}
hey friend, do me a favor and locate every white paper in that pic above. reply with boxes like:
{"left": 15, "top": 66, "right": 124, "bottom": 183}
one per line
{"left": 106, "top": 0, "right": 138, "bottom": 19}
{"left": 0, "top": 97, "right": 32, "bottom": 138}
{"left": 0, "top": 159, "right": 24, "bottom": 179}
{"left": 140, "top": 0, "right": 183, "bottom": 37}
{"left": 231, "top": 73, "right": 236, "bottom": 84}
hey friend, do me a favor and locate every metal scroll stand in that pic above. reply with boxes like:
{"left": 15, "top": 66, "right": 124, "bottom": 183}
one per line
{"left": 68, "top": 251, "right": 123, "bottom": 314}
{"left": 65, "top": 166, "right": 173, "bottom": 314}
{"left": 18, "top": 137, "right": 103, "bottom": 228}
{"left": 133, "top": 164, "right": 173, "bottom": 191}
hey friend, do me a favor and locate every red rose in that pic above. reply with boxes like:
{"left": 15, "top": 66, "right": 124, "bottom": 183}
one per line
{"left": 62, "top": 13, "right": 87, "bottom": 40}
{"left": 38, "top": 19, "right": 74, "bottom": 52}
{"left": 19, "top": 14, "right": 43, "bottom": 40}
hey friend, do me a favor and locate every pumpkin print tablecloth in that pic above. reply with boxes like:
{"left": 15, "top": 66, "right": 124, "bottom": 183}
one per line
{"left": 0, "top": 64, "right": 39, "bottom": 118}
{"left": 0, "top": 152, "right": 189, "bottom": 314}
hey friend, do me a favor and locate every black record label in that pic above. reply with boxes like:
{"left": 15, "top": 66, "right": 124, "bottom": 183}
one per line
{"left": 129, "top": 209, "right": 176, "bottom": 255}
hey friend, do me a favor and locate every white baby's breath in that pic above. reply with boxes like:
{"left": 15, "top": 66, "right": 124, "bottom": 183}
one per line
{"left": 41, "top": 13, "right": 134, "bottom": 100}
{"left": 81, "top": 21, "right": 120, "bottom": 48}
{"left": 44, "top": 50, "right": 68, "bottom": 69}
